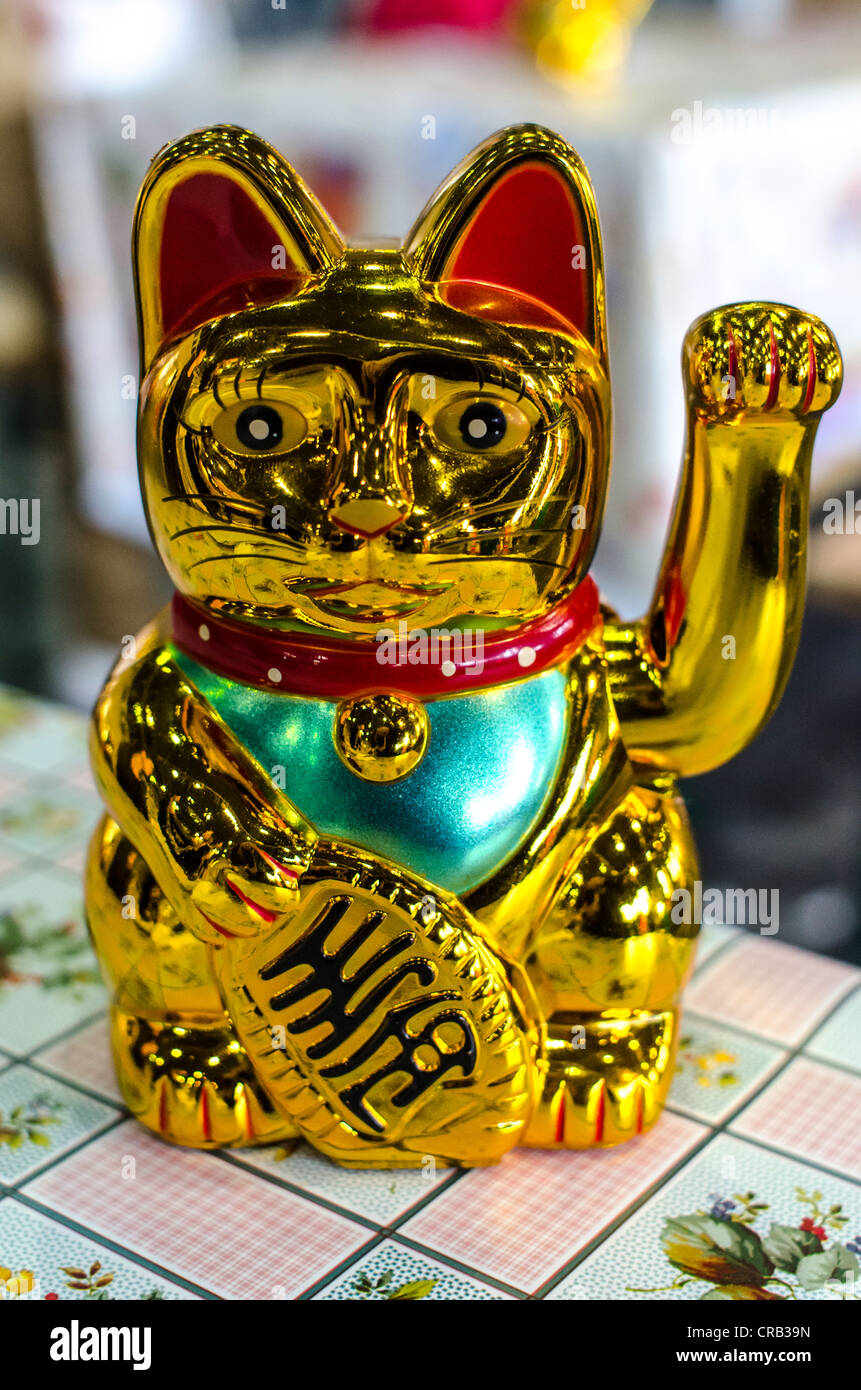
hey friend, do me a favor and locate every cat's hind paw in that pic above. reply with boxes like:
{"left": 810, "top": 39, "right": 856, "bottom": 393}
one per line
{"left": 111, "top": 1009, "right": 299, "bottom": 1149}
{"left": 523, "top": 1009, "right": 679, "bottom": 1149}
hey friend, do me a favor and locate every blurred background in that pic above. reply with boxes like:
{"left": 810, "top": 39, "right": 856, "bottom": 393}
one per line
{"left": 0, "top": 0, "right": 858, "bottom": 960}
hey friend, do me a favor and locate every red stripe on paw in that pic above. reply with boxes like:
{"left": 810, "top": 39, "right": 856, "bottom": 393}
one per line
{"left": 226, "top": 878, "right": 278, "bottom": 923}
{"left": 594, "top": 1080, "right": 605, "bottom": 1143}
{"left": 256, "top": 849, "right": 299, "bottom": 883}
{"left": 764, "top": 319, "right": 781, "bottom": 410}
{"left": 802, "top": 326, "right": 817, "bottom": 414}
{"left": 200, "top": 1085, "right": 212, "bottom": 1143}
{"left": 200, "top": 912, "right": 235, "bottom": 940}
{"left": 554, "top": 1090, "right": 566, "bottom": 1144}
{"left": 727, "top": 324, "right": 738, "bottom": 386}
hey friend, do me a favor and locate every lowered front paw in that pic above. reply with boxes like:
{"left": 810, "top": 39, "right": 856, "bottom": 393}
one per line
{"left": 683, "top": 303, "right": 841, "bottom": 421}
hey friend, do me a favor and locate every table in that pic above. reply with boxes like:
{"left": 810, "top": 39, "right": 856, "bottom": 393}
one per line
{"left": 0, "top": 683, "right": 859, "bottom": 1301}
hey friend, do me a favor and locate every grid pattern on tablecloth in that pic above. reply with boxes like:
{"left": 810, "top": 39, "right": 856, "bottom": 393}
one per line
{"left": 227, "top": 1137, "right": 457, "bottom": 1224}
{"left": 684, "top": 935, "right": 857, "bottom": 1044}
{"left": 32, "top": 1017, "right": 123, "bottom": 1104}
{"left": 691, "top": 920, "right": 743, "bottom": 973}
{"left": 313, "top": 1237, "right": 515, "bottom": 1300}
{"left": 399, "top": 1113, "right": 707, "bottom": 1293}
{"left": 668, "top": 1012, "right": 788, "bottom": 1124}
{"left": 805, "top": 986, "right": 861, "bottom": 1073}
{"left": 0, "top": 680, "right": 859, "bottom": 1301}
{"left": 545, "top": 1132, "right": 861, "bottom": 1301}
{"left": 0, "top": 1198, "right": 201, "bottom": 1300}
{"left": 730, "top": 1057, "right": 861, "bottom": 1181}
{"left": 23, "top": 1122, "right": 372, "bottom": 1299}
{"left": 0, "top": 1063, "right": 119, "bottom": 1185}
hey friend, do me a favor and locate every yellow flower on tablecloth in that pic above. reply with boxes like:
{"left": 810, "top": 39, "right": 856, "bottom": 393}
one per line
{"left": 1, "top": 1266, "right": 36, "bottom": 1296}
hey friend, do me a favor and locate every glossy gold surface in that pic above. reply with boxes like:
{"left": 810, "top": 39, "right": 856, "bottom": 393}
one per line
{"left": 604, "top": 303, "right": 842, "bottom": 777}
{"left": 333, "top": 694, "right": 430, "bottom": 783}
{"left": 86, "top": 123, "right": 841, "bottom": 1165}
{"left": 137, "top": 126, "right": 609, "bottom": 638}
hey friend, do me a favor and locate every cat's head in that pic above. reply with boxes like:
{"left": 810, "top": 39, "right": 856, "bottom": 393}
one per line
{"left": 134, "top": 123, "right": 610, "bottom": 636}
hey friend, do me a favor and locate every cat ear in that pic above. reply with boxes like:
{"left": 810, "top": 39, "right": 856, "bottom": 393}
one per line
{"left": 133, "top": 126, "right": 344, "bottom": 369}
{"left": 405, "top": 125, "right": 606, "bottom": 365}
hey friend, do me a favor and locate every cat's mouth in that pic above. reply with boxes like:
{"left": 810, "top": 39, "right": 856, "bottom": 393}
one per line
{"left": 298, "top": 578, "right": 449, "bottom": 623}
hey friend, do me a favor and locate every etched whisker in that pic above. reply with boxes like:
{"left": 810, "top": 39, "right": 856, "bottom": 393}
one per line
{"left": 162, "top": 492, "right": 240, "bottom": 505}
{"left": 425, "top": 497, "right": 534, "bottom": 535}
{"left": 430, "top": 528, "right": 572, "bottom": 554}
{"left": 426, "top": 554, "right": 570, "bottom": 572}
{"left": 427, "top": 492, "right": 573, "bottom": 538}
{"left": 188, "top": 551, "right": 304, "bottom": 571}
{"left": 168, "top": 523, "right": 306, "bottom": 551}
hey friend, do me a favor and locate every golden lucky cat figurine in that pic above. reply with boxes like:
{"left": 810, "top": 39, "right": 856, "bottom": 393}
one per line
{"left": 86, "top": 123, "right": 842, "bottom": 1166}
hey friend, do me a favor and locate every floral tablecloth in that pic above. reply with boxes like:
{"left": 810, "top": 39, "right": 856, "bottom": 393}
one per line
{"left": 0, "top": 683, "right": 859, "bottom": 1302}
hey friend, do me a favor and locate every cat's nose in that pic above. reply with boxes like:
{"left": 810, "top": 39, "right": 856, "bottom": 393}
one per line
{"left": 329, "top": 498, "right": 408, "bottom": 538}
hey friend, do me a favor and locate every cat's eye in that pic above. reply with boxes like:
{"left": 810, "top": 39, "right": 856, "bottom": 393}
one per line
{"left": 431, "top": 396, "right": 532, "bottom": 454}
{"left": 210, "top": 399, "right": 307, "bottom": 457}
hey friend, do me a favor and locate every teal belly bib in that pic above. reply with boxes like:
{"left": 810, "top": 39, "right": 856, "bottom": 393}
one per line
{"left": 172, "top": 645, "right": 569, "bottom": 895}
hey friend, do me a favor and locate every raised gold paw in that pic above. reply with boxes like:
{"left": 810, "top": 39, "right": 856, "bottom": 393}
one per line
{"left": 523, "top": 1009, "right": 679, "bottom": 1148}
{"left": 111, "top": 1009, "right": 299, "bottom": 1149}
{"left": 684, "top": 302, "right": 841, "bottom": 420}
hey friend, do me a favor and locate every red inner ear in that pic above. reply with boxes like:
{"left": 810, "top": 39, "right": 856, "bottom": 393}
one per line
{"left": 447, "top": 163, "right": 592, "bottom": 341}
{"left": 159, "top": 172, "right": 303, "bottom": 342}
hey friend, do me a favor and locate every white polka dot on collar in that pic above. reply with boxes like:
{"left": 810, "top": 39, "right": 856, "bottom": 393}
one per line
{"left": 268, "top": 667, "right": 282, "bottom": 684}
{"left": 198, "top": 623, "right": 210, "bottom": 641}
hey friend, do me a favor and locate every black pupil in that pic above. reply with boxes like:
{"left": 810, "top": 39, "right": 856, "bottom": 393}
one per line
{"left": 458, "top": 402, "right": 507, "bottom": 449}
{"left": 235, "top": 404, "right": 283, "bottom": 451}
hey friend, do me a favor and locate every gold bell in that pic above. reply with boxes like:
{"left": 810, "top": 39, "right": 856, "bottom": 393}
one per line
{"left": 333, "top": 693, "right": 430, "bottom": 783}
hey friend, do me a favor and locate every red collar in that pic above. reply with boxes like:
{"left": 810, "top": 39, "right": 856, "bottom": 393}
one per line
{"left": 171, "top": 578, "right": 601, "bottom": 700}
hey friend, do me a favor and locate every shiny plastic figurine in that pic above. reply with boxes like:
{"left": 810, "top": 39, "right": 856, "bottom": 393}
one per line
{"left": 86, "top": 124, "right": 841, "bottom": 1166}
